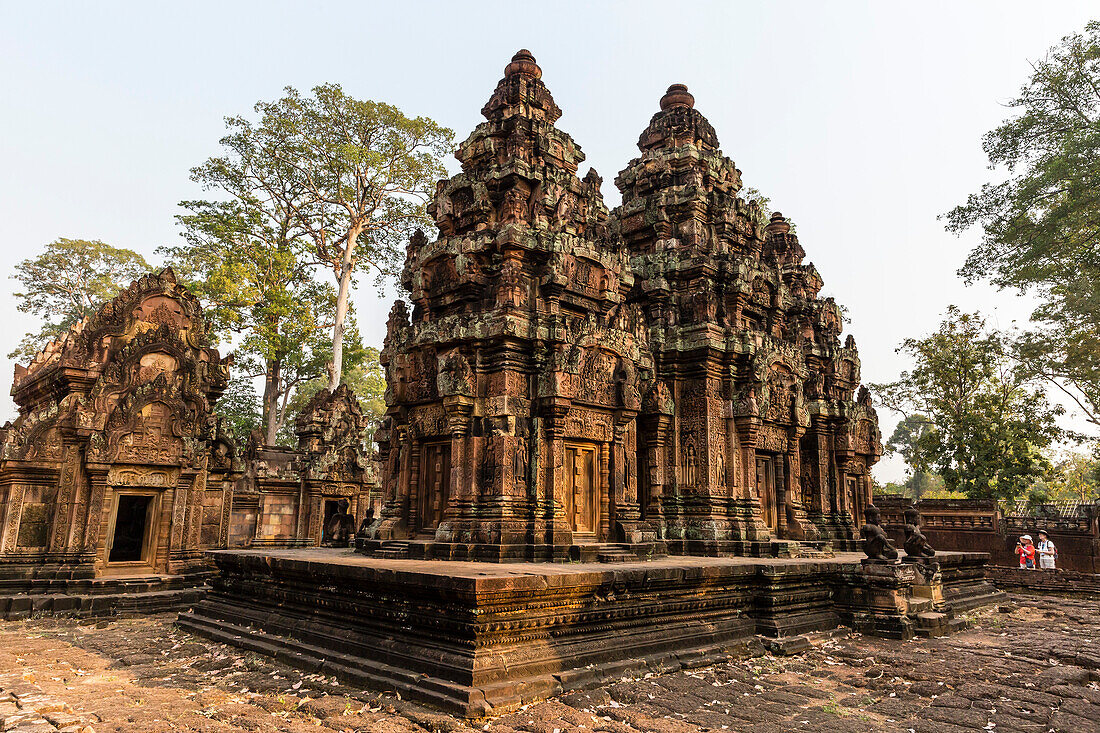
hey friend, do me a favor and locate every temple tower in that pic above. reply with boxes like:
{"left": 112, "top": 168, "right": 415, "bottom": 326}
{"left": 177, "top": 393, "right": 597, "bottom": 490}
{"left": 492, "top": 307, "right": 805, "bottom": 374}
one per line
{"left": 617, "top": 85, "right": 881, "bottom": 551}
{"left": 366, "top": 51, "right": 655, "bottom": 560}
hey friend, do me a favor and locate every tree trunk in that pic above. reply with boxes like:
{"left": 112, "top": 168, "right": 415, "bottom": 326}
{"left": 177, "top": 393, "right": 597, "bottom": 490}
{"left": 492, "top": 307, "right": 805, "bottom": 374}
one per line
{"left": 329, "top": 229, "right": 360, "bottom": 391}
{"left": 262, "top": 358, "right": 282, "bottom": 445}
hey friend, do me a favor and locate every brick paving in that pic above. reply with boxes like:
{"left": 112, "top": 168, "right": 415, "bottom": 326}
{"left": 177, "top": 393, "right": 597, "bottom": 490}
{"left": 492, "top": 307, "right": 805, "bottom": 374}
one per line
{"left": 0, "top": 593, "right": 1097, "bottom": 732}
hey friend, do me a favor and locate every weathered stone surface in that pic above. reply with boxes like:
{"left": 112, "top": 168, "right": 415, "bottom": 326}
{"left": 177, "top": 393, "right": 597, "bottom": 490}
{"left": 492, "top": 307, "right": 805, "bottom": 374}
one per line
{"left": 6, "top": 592, "right": 1088, "bottom": 731}
{"left": 180, "top": 547, "right": 1000, "bottom": 717}
{"left": 0, "top": 269, "right": 237, "bottom": 610}
{"left": 364, "top": 50, "right": 882, "bottom": 563}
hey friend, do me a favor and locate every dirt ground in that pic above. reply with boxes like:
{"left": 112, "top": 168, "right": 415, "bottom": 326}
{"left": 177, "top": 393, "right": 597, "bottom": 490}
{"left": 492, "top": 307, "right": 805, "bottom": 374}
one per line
{"left": 0, "top": 593, "right": 1098, "bottom": 733}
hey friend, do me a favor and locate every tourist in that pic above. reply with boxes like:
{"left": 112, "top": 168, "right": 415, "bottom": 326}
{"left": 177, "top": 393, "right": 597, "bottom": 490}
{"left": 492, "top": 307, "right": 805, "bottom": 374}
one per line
{"left": 1016, "top": 534, "right": 1036, "bottom": 569}
{"left": 1036, "top": 530, "right": 1057, "bottom": 571}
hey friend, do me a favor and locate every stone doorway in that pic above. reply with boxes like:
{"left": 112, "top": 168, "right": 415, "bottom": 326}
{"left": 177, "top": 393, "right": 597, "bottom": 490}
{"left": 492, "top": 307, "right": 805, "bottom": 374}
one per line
{"left": 756, "top": 455, "right": 778, "bottom": 531}
{"left": 106, "top": 492, "right": 158, "bottom": 570}
{"left": 321, "top": 499, "right": 341, "bottom": 544}
{"left": 846, "top": 476, "right": 861, "bottom": 526}
{"left": 415, "top": 442, "right": 451, "bottom": 534}
{"left": 565, "top": 442, "right": 599, "bottom": 540}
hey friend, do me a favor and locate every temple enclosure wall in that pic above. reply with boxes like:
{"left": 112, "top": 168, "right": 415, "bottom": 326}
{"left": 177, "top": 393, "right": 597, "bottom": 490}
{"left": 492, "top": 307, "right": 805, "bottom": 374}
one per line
{"left": 877, "top": 497, "right": 1100, "bottom": 574}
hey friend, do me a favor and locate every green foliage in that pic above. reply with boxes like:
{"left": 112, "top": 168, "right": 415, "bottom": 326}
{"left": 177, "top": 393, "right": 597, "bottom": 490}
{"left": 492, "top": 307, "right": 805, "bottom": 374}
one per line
{"left": 1026, "top": 449, "right": 1100, "bottom": 504}
{"left": 278, "top": 345, "right": 386, "bottom": 446}
{"left": 237, "top": 83, "right": 453, "bottom": 388}
{"left": 872, "top": 307, "right": 1063, "bottom": 502}
{"left": 214, "top": 372, "right": 263, "bottom": 440}
{"left": 164, "top": 106, "right": 351, "bottom": 445}
{"left": 945, "top": 21, "right": 1100, "bottom": 433}
{"left": 742, "top": 187, "right": 796, "bottom": 232}
{"left": 9, "top": 238, "right": 151, "bottom": 361}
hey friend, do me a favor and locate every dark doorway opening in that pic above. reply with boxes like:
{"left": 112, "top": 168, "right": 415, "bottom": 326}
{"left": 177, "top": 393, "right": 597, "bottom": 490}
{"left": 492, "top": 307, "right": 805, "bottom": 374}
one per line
{"left": 109, "top": 494, "right": 152, "bottom": 563}
{"left": 322, "top": 499, "right": 341, "bottom": 543}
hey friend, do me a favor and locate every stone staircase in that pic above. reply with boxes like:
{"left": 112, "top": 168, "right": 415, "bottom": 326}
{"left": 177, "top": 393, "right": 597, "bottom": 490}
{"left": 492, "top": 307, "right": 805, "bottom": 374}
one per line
{"left": 596, "top": 544, "right": 639, "bottom": 563}
{"left": 793, "top": 541, "right": 835, "bottom": 559}
{"left": 376, "top": 541, "right": 411, "bottom": 559}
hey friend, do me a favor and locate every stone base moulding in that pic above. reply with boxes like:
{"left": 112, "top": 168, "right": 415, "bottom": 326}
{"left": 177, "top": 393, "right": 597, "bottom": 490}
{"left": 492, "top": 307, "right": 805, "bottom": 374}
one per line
{"left": 0, "top": 570, "right": 211, "bottom": 619}
{"left": 178, "top": 548, "right": 1002, "bottom": 718}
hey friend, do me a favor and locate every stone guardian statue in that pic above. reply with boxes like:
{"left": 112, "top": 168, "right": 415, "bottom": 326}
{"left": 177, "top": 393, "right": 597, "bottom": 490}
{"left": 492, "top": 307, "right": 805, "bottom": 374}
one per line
{"left": 860, "top": 504, "right": 899, "bottom": 561}
{"left": 903, "top": 507, "right": 936, "bottom": 558}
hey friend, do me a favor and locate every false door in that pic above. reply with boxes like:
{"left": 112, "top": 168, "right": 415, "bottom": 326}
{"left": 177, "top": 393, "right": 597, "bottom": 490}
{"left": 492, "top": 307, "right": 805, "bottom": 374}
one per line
{"left": 846, "top": 476, "right": 861, "bottom": 526}
{"left": 565, "top": 442, "right": 599, "bottom": 539}
{"left": 416, "top": 442, "right": 451, "bottom": 533}
{"left": 756, "top": 455, "right": 778, "bottom": 531}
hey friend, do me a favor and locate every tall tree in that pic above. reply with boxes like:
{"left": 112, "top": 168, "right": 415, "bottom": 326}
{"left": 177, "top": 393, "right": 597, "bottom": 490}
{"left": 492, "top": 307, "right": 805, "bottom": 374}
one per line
{"left": 163, "top": 119, "right": 342, "bottom": 445}
{"left": 884, "top": 414, "right": 944, "bottom": 500}
{"left": 163, "top": 219, "right": 337, "bottom": 445}
{"left": 945, "top": 20, "right": 1100, "bottom": 434}
{"left": 245, "top": 84, "right": 452, "bottom": 389}
{"left": 872, "top": 307, "right": 1063, "bottom": 501}
{"left": 9, "top": 238, "right": 151, "bottom": 361}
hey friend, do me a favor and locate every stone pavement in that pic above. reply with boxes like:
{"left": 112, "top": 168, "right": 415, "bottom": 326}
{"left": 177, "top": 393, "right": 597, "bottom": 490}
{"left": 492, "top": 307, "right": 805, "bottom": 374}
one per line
{"left": 0, "top": 594, "right": 1097, "bottom": 732}
{"left": 0, "top": 673, "right": 96, "bottom": 733}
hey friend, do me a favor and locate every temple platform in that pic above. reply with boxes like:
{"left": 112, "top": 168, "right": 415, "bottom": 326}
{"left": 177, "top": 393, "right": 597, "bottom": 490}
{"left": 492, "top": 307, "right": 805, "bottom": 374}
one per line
{"left": 0, "top": 571, "right": 211, "bottom": 620}
{"left": 178, "top": 548, "right": 1003, "bottom": 718}
{"left": 357, "top": 537, "right": 838, "bottom": 562}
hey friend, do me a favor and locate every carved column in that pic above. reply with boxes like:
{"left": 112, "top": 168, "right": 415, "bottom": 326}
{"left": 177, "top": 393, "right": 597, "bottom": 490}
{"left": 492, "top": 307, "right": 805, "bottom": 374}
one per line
{"left": 541, "top": 397, "right": 572, "bottom": 546}
{"left": 405, "top": 440, "right": 420, "bottom": 533}
{"left": 733, "top": 415, "right": 771, "bottom": 542}
{"left": 83, "top": 467, "right": 108, "bottom": 560}
{"left": 780, "top": 431, "right": 816, "bottom": 540}
{"left": 219, "top": 478, "right": 233, "bottom": 548}
{"left": 48, "top": 446, "right": 81, "bottom": 554}
{"left": 642, "top": 412, "right": 670, "bottom": 530}
{"left": 443, "top": 394, "right": 475, "bottom": 498}
{"left": 0, "top": 481, "right": 24, "bottom": 554}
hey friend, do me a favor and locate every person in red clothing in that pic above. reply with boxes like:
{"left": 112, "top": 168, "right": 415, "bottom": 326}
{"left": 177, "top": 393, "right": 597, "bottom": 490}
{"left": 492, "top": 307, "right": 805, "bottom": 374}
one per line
{"left": 1016, "top": 534, "right": 1036, "bottom": 569}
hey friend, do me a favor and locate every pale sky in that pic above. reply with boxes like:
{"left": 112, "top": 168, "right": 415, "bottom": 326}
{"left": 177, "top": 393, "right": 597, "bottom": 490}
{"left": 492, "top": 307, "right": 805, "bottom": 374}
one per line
{"left": 2, "top": 1, "right": 1096, "bottom": 481}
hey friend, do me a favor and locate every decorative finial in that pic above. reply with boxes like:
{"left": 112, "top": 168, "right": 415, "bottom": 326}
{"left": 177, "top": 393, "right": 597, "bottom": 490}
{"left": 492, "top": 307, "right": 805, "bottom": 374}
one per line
{"left": 505, "top": 49, "right": 542, "bottom": 79}
{"left": 660, "top": 83, "right": 695, "bottom": 111}
{"left": 766, "top": 212, "right": 790, "bottom": 235}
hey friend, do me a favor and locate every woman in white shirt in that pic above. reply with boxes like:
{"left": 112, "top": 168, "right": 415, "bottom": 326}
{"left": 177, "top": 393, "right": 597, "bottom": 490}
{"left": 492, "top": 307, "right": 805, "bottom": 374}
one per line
{"left": 1036, "top": 529, "right": 1057, "bottom": 570}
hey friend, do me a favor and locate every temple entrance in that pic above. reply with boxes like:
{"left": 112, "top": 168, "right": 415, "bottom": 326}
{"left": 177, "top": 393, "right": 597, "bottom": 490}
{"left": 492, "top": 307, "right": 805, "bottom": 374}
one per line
{"left": 107, "top": 492, "right": 157, "bottom": 567}
{"left": 565, "top": 442, "right": 599, "bottom": 539}
{"left": 756, "top": 455, "right": 778, "bottom": 531}
{"left": 321, "top": 499, "right": 341, "bottom": 543}
{"left": 415, "top": 442, "right": 451, "bottom": 534}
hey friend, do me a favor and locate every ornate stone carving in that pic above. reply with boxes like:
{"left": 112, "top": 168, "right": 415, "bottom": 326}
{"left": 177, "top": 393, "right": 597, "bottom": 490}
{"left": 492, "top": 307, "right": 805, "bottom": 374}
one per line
{"left": 903, "top": 507, "right": 936, "bottom": 558}
{"left": 860, "top": 505, "right": 899, "bottom": 561}
{"left": 0, "top": 268, "right": 237, "bottom": 576}
{"left": 365, "top": 53, "right": 881, "bottom": 556}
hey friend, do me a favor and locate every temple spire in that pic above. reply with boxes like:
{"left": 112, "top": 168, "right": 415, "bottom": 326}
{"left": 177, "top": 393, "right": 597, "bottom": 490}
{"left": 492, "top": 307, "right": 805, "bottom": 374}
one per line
{"left": 481, "top": 49, "right": 561, "bottom": 123}
{"left": 504, "top": 49, "right": 541, "bottom": 79}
